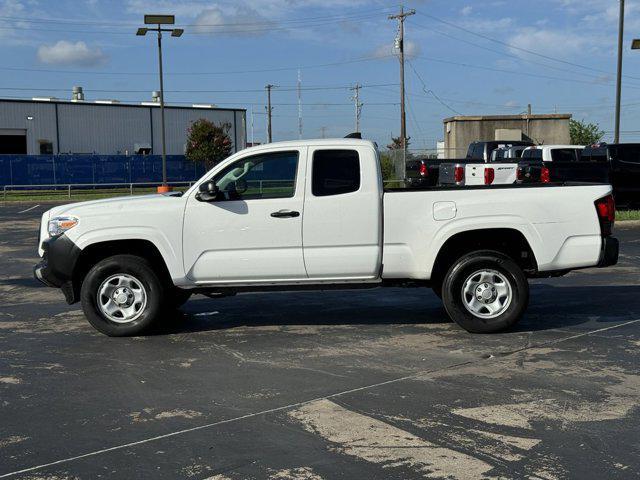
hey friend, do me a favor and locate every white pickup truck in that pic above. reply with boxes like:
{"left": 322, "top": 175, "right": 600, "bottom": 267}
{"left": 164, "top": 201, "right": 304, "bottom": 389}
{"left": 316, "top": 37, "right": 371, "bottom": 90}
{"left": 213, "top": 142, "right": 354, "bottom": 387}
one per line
{"left": 34, "top": 138, "right": 619, "bottom": 336}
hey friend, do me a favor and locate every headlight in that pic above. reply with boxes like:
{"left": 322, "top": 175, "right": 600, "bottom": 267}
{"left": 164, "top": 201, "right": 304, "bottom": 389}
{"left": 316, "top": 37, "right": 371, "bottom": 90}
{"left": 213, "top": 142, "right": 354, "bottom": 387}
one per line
{"left": 48, "top": 216, "right": 79, "bottom": 237}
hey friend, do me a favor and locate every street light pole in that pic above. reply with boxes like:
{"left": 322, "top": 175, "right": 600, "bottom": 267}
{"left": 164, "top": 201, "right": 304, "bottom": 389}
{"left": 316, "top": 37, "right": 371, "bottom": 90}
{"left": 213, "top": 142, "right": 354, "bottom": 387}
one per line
{"left": 156, "top": 26, "right": 168, "bottom": 188}
{"left": 137, "top": 15, "right": 183, "bottom": 193}
{"left": 614, "top": 0, "right": 625, "bottom": 144}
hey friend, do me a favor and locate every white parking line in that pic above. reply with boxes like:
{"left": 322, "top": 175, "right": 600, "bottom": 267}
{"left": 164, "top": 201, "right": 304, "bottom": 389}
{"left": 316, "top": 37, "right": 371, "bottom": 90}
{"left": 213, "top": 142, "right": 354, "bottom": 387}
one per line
{"left": 17, "top": 205, "right": 40, "bottom": 214}
{"left": 1, "top": 317, "right": 639, "bottom": 479}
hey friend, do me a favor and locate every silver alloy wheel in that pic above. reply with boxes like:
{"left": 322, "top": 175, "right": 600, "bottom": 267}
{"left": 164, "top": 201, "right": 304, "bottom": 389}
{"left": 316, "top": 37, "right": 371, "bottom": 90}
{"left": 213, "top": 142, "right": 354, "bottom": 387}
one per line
{"left": 97, "top": 274, "right": 147, "bottom": 323}
{"left": 461, "top": 269, "right": 512, "bottom": 319}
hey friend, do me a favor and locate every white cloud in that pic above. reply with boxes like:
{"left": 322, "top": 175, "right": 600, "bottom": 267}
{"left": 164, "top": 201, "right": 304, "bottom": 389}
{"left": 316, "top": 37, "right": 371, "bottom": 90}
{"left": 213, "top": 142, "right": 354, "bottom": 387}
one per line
{"left": 457, "top": 16, "right": 513, "bottom": 33}
{"left": 193, "top": 5, "right": 274, "bottom": 35}
{"left": 373, "top": 40, "right": 421, "bottom": 59}
{"left": 507, "top": 28, "right": 591, "bottom": 58}
{"left": 460, "top": 5, "right": 473, "bottom": 16}
{"left": 37, "top": 41, "right": 107, "bottom": 67}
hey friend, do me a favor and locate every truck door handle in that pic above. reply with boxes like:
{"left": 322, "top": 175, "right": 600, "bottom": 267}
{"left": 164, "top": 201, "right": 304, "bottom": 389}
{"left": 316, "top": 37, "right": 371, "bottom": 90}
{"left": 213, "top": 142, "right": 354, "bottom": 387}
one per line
{"left": 270, "top": 209, "right": 300, "bottom": 218}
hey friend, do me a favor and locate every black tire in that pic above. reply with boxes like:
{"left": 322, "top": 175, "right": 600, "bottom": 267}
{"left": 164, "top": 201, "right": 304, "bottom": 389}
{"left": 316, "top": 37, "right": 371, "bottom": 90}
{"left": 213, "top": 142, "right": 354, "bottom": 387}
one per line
{"left": 80, "top": 254, "right": 166, "bottom": 336}
{"left": 441, "top": 250, "right": 529, "bottom": 333}
{"left": 168, "top": 288, "right": 192, "bottom": 309}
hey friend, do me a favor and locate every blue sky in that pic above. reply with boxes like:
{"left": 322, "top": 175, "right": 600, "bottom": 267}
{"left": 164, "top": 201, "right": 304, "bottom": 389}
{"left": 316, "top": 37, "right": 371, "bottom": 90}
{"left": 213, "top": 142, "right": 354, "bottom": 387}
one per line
{"left": 1, "top": 0, "right": 640, "bottom": 149}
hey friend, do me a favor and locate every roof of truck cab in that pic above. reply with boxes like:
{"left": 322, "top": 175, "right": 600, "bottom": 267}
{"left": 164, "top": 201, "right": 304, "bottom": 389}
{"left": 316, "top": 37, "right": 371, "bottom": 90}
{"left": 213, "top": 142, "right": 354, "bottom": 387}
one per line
{"left": 241, "top": 138, "right": 377, "bottom": 152}
{"left": 523, "top": 145, "right": 584, "bottom": 150}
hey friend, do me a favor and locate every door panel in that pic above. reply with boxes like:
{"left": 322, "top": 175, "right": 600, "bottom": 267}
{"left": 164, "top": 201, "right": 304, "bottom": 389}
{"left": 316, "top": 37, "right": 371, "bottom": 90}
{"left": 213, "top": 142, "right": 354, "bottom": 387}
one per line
{"left": 302, "top": 146, "right": 382, "bottom": 279}
{"left": 183, "top": 148, "right": 307, "bottom": 283}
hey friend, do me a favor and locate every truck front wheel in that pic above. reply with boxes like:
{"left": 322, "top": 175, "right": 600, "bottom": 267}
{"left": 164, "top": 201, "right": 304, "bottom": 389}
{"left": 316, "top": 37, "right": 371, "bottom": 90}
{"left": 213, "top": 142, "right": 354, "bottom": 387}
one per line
{"left": 80, "top": 254, "right": 166, "bottom": 336}
{"left": 442, "top": 250, "right": 529, "bottom": 333}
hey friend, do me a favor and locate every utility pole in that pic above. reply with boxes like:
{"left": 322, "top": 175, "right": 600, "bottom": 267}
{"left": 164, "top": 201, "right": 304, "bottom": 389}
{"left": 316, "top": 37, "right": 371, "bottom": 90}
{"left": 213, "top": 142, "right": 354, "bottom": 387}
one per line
{"left": 350, "top": 83, "right": 363, "bottom": 133}
{"left": 320, "top": 126, "right": 328, "bottom": 138}
{"left": 389, "top": 5, "right": 415, "bottom": 155}
{"left": 615, "top": 0, "right": 625, "bottom": 143}
{"left": 265, "top": 84, "right": 274, "bottom": 143}
{"left": 297, "top": 70, "right": 303, "bottom": 139}
{"left": 250, "top": 106, "right": 254, "bottom": 145}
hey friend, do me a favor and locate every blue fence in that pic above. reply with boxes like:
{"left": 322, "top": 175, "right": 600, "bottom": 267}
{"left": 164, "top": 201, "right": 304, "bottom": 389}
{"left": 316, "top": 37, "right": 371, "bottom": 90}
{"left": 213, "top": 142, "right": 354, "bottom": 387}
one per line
{"left": 0, "top": 155, "right": 209, "bottom": 187}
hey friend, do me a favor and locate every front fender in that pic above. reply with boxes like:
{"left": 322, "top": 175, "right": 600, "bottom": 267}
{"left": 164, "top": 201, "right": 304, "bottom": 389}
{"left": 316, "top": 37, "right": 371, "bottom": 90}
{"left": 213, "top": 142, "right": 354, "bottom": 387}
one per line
{"left": 67, "top": 226, "right": 184, "bottom": 281}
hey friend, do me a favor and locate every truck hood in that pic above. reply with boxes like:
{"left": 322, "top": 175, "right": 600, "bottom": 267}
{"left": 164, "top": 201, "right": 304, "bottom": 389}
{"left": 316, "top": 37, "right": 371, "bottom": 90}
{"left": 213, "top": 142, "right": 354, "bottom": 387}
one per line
{"left": 45, "top": 193, "right": 182, "bottom": 219}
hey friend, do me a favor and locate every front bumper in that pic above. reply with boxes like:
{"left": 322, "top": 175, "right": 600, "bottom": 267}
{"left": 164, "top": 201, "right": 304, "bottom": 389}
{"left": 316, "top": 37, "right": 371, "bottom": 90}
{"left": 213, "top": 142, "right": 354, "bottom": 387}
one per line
{"left": 597, "top": 236, "right": 619, "bottom": 268}
{"left": 33, "top": 235, "right": 81, "bottom": 304}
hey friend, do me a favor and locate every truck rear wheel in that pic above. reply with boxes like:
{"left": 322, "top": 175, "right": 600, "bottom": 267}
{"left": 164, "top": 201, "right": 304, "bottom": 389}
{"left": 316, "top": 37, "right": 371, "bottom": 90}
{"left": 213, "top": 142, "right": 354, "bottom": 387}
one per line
{"left": 442, "top": 250, "right": 528, "bottom": 333}
{"left": 80, "top": 254, "right": 166, "bottom": 336}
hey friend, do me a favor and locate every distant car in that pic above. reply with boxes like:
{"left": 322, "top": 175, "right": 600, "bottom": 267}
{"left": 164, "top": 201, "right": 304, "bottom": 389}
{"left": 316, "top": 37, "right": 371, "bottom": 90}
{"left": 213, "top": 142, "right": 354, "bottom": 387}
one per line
{"left": 405, "top": 158, "right": 439, "bottom": 187}
{"left": 439, "top": 161, "right": 518, "bottom": 186}
{"left": 466, "top": 140, "right": 534, "bottom": 162}
{"left": 582, "top": 143, "right": 640, "bottom": 205}
{"left": 517, "top": 145, "right": 586, "bottom": 184}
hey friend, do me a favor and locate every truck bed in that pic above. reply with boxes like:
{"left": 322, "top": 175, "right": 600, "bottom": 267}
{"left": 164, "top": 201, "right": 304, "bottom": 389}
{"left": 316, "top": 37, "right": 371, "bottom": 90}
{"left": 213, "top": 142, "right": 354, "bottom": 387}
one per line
{"left": 381, "top": 182, "right": 611, "bottom": 279}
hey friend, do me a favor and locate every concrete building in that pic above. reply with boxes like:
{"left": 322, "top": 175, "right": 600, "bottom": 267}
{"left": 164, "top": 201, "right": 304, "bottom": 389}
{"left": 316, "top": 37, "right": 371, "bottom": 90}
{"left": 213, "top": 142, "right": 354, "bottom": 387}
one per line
{"left": 0, "top": 94, "right": 246, "bottom": 155}
{"left": 442, "top": 113, "right": 572, "bottom": 158}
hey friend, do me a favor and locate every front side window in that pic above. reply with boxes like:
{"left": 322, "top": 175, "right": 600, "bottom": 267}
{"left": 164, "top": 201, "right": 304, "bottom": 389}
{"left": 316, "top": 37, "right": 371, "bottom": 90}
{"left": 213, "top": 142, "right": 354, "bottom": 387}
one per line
{"left": 212, "top": 151, "right": 298, "bottom": 201}
{"left": 312, "top": 149, "right": 360, "bottom": 197}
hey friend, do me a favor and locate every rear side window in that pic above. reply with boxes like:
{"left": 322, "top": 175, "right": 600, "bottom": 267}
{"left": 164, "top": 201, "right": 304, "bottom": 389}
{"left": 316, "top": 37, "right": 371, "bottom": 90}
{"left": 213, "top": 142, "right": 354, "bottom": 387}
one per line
{"left": 312, "top": 149, "right": 360, "bottom": 197}
{"left": 522, "top": 149, "right": 542, "bottom": 160}
{"left": 610, "top": 144, "right": 640, "bottom": 163}
{"left": 551, "top": 149, "right": 579, "bottom": 162}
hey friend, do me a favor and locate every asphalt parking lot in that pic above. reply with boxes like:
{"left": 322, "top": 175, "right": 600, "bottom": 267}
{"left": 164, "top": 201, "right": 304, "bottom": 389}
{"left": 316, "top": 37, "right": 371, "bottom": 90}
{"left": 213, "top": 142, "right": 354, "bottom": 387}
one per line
{"left": 1, "top": 202, "right": 639, "bottom": 480}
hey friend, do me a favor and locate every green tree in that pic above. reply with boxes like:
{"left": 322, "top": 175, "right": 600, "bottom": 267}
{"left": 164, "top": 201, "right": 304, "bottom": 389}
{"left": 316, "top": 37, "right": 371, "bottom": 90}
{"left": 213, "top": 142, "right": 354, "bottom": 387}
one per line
{"left": 387, "top": 136, "right": 410, "bottom": 150}
{"left": 185, "top": 119, "right": 233, "bottom": 169}
{"left": 569, "top": 119, "right": 604, "bottom": 146}
{"left": 379, "top": 152, "right": 396, "bottom": 181}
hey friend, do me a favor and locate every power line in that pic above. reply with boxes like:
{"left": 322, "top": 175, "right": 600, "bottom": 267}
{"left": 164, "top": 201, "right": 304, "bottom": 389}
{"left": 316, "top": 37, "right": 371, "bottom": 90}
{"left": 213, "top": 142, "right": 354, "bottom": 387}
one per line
{"left": 410, "top": 54, "right": 640, "bottom": 90}
{"left": 406, "top": 59, "right": 462, "bottom": 115}
{"left": 0, "top": 8, "right": 396, "bottom": 28}
{"left": 0, "top": 11, "right": 391, "bottom": 36}
{"left": 416, "top": 11, "right": 640, "bottom": 83}
{"left": 0, "top": 83, "right": 398, "bottom": 94}
{"left": 410, "top": 19, "right": 630, "bottom": 86}
{"left": 0, "top": 54, "right": 396, "bottom": 76}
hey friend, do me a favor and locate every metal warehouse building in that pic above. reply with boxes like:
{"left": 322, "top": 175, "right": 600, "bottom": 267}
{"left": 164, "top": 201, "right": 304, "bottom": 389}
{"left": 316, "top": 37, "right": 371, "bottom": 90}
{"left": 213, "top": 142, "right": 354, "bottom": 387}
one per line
{"left": 0, "top": 93, "right": 246, "bottom": 156}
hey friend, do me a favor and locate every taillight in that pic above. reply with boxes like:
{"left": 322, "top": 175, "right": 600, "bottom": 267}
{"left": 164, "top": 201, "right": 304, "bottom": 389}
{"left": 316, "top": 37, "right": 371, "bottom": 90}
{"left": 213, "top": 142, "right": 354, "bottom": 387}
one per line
{"left": 540, "top": 166, "right": 550, "bottom": 183}
{"left": 484, "top": 167, "right": 495, "bottom": 185}
{"left": 454, "top": 165, "right": 464, "bottom": 184}
{"left": 419, "top": 163, "right": 428, "bottom": 176}
{"left": 516, "top": 167, "right": 523, "bottom": 181}
{"left": 595, "top": 194, "right": 615, "bottom": 236}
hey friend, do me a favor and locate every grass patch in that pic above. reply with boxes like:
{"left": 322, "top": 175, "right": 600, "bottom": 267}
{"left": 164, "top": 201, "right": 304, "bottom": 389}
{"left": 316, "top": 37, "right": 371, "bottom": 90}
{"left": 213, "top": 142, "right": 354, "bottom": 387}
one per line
{"left": 616, "top": 209, "right": 640, "bottom": 221}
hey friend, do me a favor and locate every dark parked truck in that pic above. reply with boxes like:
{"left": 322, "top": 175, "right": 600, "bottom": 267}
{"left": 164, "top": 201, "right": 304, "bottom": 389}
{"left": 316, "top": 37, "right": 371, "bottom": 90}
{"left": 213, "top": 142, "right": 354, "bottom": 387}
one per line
{"left": 517, "top": 143, "right": 640, "bottom": 205}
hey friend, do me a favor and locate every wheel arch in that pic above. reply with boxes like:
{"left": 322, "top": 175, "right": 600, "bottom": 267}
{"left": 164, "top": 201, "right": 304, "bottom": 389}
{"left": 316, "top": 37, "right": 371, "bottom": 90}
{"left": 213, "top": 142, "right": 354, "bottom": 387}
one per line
{"left": 429, "top": 228, "right": 538, "bottom": 288}
{"left": 71, "top": 239, "right": 174, "bottom": 302}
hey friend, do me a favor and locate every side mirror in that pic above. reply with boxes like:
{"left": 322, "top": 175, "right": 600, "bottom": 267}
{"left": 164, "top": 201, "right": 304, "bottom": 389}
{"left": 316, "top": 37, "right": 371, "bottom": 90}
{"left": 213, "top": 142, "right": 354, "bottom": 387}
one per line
{"left": 196, "top": 181, "right": 218, "bottom": 202}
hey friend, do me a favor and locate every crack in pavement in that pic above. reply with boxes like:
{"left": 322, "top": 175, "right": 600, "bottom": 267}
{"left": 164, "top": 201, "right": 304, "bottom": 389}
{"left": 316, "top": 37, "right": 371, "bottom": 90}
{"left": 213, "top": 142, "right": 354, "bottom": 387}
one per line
{"left": 2, "top": 317, "right": 639, "bottom": 479}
